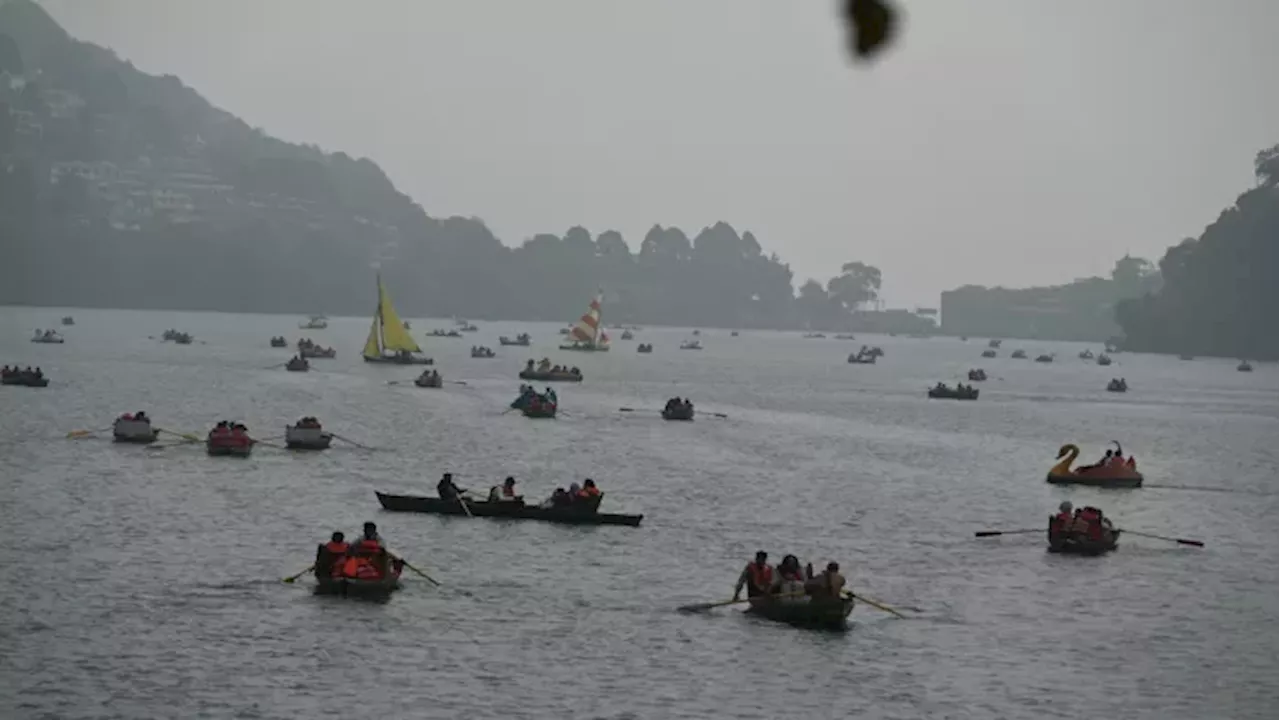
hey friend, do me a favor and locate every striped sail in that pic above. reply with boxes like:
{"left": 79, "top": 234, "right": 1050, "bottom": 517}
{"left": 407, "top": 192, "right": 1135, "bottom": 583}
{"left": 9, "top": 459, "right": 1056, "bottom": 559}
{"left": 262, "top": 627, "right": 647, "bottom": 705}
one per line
{"left": 568, "top": 293, "right": 607, "bottom": 348}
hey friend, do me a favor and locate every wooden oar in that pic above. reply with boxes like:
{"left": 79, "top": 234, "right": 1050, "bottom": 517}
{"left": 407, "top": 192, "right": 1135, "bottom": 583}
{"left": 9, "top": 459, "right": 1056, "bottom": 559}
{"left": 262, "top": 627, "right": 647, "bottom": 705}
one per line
{"left": 974, "top": 529, "right": 1041, "bottom": 537}
{"left": 1120, "top": 529, "right": 1204, "bottom": 547}
{"left": 457, "top": 496, "right": 474, "bottom": 518}
{"left": 157, "top": 428, "right": 201, "bottom": 442}
{"left": 252, "top": 438, "right": 285, "bottom": 450}
{"left": 678, "top": 591, "right": 807, "bottom": 613}
{"left": 394, "top": 557, "right": 441, "bottom": 586}
{"left": 331, "top": 433, "right": 374, "bottom": 450}
{"left": 262, "top": 362, "right": 288, "bottom": 370}
{"left": 67, "top": 426, "right": 112, "bottom": 438}
{"left": 850, "top": 592, "right": 907, "bottom": 619}
{"left": 282, "top": 565, "right": 314, "bottom": 583}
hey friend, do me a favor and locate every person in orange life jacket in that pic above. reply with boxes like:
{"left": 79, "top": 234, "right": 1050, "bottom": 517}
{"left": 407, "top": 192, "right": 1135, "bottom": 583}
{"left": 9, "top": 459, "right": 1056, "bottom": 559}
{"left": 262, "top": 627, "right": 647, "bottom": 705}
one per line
{"left": 577, "top": 479, "right": 601, "bottom": 500}
{"left": 733, "top": 551, "right": 774, "bottom": 600}
{"left": 1051, "top": 501, "right": 1074, "bottom": 534}
{"left": 342, "top": 522, "right": 388, "bottom": 579}
{"left": 316, "top": 531, "right": 349, "bottom": 578}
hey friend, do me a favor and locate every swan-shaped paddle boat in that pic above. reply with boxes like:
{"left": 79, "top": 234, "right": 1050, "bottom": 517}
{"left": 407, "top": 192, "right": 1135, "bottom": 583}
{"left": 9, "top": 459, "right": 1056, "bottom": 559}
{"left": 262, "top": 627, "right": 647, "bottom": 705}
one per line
{"left": 1046, "top": 443, "right": 1143, "bottom": 488}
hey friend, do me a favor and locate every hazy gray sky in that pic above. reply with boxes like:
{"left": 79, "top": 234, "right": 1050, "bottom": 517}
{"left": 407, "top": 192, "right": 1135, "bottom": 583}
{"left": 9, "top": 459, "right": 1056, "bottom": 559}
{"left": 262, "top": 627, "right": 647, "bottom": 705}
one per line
{"left": 41, "top": 0, "right": 1277, "bottom": 307}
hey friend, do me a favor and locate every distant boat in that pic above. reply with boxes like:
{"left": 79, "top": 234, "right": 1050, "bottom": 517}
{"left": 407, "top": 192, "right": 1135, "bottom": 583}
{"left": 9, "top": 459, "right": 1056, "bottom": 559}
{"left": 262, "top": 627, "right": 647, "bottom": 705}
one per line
{"left": 559, "top": 292, "right": 610, "bottom": 352}
{"left": 300, "top": 315, "right": 328, "bottom": 329}
{"left": 361, "top": 274, "right": 432, "bottom": 365}
{"left": 61, "top": 316, "right": 74, "bottom": 326}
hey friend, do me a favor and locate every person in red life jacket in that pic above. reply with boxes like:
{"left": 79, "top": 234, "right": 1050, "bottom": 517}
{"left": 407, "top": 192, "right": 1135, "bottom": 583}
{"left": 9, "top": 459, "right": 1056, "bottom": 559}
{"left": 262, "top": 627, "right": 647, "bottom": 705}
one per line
{"left": 1050, "top": 501, "right": 1074, "bottom": 536}
{"left": 577, "top": 479, "right": 601, "bottom": 501}
{"left": 342, "top": 522, "right": 389, "bottom": 580}
{"left": 733, "top": 551, "right": 775, "bottom": 601}
{"left": 315, "top": 531, "right": 350, "bottom": 578}
{"left": 1076, "top": 507, "right": 1104, "bottom": 541}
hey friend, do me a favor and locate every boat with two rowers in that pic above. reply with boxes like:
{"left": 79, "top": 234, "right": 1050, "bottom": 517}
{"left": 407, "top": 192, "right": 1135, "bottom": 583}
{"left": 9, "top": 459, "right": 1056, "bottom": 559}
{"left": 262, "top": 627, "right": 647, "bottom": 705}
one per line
{"left": 285, "top": 417, "right": 333, "bottom": 450}
{"left": 113, "top": 412, "right": 159, "bottom": 444}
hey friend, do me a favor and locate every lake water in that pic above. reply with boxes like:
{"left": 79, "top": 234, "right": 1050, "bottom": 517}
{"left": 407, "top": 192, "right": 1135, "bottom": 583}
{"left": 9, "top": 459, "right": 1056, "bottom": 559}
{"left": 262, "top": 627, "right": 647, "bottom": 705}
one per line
{"left": 0, "top": 307, "right": 1275, "bottom": 720}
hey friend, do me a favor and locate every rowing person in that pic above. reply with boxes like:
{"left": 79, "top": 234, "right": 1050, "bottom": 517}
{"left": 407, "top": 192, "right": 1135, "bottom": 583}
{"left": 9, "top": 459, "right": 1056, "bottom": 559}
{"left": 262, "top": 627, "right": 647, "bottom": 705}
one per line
{"left": 733, "top": 551, "right": 774, "bottom": 601}
{"left": 437, "top": 472, "right": 465, "bottom": 501}
{"left": 341, "top": 522, "right": 389, "bottom": 580}
{"left": 1051, "top": 501, "right": 1074, "bottom": 535}
{"left": 805, "top": 562, "right": 846, "bottom": 599}
{"left": 315, "top": 531, "right": 350, "bottom": 578}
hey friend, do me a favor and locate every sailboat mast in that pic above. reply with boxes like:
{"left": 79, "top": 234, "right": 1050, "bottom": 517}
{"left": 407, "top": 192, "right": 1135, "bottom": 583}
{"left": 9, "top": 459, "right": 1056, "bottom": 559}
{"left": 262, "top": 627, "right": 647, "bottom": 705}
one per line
{"left": 375, "top": 273, "right": 385, "bottom": 353}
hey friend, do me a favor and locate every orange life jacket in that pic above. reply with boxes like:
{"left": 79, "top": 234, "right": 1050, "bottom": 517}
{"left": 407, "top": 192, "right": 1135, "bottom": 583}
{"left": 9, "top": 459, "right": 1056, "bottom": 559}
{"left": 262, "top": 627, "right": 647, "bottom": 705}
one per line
{"left": 354, "top": 538, "right": 382, "bottom": 555}
{"left": 1052, "top": 512, "right": 1072, "bottom": 532}
{"left": 747, "top": 563, "right": 773, "bottom": 589}
{"left": 121, "top": 413, "right": 134, "bottom": 420}
{"left": 581, "top": 486, "right": 601, "bottom": 498}
{"left": 324, "top": 541, "right": 349, "bottom": 555}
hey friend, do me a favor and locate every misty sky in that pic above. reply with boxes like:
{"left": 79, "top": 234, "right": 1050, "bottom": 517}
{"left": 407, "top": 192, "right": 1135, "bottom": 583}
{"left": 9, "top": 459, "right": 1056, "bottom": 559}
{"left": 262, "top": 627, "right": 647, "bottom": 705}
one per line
{"left": 40, "top": 0, "right": 1278, "bottom": 307}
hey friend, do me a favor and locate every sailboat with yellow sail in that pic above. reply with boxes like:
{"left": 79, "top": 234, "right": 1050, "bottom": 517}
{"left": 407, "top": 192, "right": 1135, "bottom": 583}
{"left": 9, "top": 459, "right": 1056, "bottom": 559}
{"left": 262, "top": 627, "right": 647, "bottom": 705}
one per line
{"left": 361, "top": 274, "right": 434, "bottom": 365}
{"left": 559, "top": 291, "right": 610, "bottom": 352}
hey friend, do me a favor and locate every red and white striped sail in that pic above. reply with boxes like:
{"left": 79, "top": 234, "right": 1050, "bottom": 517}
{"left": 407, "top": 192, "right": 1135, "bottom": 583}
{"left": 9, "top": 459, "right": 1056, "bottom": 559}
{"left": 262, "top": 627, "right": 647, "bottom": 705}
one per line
{"left": 568, "top": 292, "right": 608, "bottom": 347}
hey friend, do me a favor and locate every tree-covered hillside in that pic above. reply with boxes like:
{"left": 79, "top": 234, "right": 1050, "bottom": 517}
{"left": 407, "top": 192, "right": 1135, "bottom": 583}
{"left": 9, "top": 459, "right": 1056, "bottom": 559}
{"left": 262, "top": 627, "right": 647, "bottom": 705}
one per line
{"left": 0, "top": 0, "right": 933, "bottom": 333}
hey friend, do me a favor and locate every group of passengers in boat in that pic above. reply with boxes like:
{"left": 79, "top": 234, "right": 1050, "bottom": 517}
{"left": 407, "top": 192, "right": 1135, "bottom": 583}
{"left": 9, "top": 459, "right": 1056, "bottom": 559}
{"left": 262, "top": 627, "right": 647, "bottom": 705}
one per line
{"left": 1050, "top": 501, "right": 1115, "bottom": 542}
{"left": 664, "top": 397, "right": 693, "bottom": 413}
{"left": 31, "top": 329, "right": 61, "bottom": 341}
{"left": 208, "top": 421, "right": 251, "bottom": 444}
{"left": 515, "top": 384, "right": 556, "bottom": 408}
{"left": 117, "top": 411, "right": 150, "bottom": 423}
{"left": 733, "top": 551, "right": 847, "bottom": 603}
{"left": 435, "top": 473, "right": 602, "bottom": 509}
{"left": 294, "top": 416, "right": 322, "bottom": 429}
{"left": 934, "top": 382, "right": 975, "bottom": 394}
{"left": 417, "top": 369, "right": 441, "bottom": 383}
{"left": 315, "top": 522, "right": 402, "bottom": 581}
{"left": 1, "top": 365, "right": 43, "bottom": 380}
{"left": 525, "top": 359, "right": 581, "bottom": 376}
{"left": 1078, "top": 446, "right": 1137, "bottom": 473}
{"left": 471, "top": 346, "right": 495, "bottom": 357}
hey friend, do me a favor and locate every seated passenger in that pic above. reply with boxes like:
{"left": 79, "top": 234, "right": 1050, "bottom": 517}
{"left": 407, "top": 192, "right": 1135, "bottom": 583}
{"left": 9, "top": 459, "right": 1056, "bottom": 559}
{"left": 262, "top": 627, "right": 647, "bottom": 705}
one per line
{"left": 578, "top": 478, "right": 601, "bottom": 500}
{"left": 805, "top": 562, "right": 847, "bottom": 599}
{"left": 1051, "top": 501, "right": 1073, "bottom": 534}
{"left": 501, "top": 477, "right": 519, "bottom": 500}
{"left": 316, "top": 531, "right": 349, "bottom": 578}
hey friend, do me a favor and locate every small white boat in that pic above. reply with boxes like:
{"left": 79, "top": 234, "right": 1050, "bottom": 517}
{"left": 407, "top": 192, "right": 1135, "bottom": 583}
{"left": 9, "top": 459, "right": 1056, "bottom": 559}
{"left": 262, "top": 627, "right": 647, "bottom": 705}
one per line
{"left": 285, "top": 420, "right": 332, "bottom": 450}
{"left": 679, "top": 340, "right": 703, "bottom": 350}
{"left": 31, "top": 329, "right": 65, "bottom": 344}
{"left": 299, "top": 315, "right": 328, "bottom": 329}
{"left": 113, "top": 415, "right": 159, "bottom": 444}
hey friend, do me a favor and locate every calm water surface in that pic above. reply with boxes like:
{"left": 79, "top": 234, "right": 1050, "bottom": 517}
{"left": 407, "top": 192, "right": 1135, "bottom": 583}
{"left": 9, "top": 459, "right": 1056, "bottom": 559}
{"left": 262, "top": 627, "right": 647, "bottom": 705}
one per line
{"left": 0, "top": 307, "right": 1275, "bottom": 720}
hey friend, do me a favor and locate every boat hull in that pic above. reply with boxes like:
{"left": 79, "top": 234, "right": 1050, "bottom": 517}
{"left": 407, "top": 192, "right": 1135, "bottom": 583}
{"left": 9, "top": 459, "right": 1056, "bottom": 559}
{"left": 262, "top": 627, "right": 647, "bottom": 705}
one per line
{"left": 285, "top": 363, "right": 309, "bottom": 372}
{"left": 521, "top": 406, "right": 557, "bottom": 418}
{"left": 206, "top": 441, "right": 253, "bottom": 457}
{"left": 746, "top": 595, "right": 854, "bottom": 630}
{"left": 519, "top": 370, "right": 582, "bottom": 383}
{"left": 375, "top": 492, "right": 642, "bottom": 527}
{"left": 847, "top": 355, "right": 875, "bottom": 364}
{"left": 414, "top": 377, "right": 442, "bottom": 388}
{"left": 1046, "top": 473, "right": 1142, "bottom": 488}
{"left": 927, "top": 388, "right": 979, "bottom": 400}
{"left": 363, "top": 354, "right": 433, "bottom": 365}
{"left": 285, "top": 426, "right": 332, "bottom": 450}
{"left": 314, "top": 574, "right": 401, "bottom": 599}
{"left": 1, "top": 376, "right": 49, "bottom": 387}
{"left": 499, "top": 338, "right": 531, "bottom": 347}
{"left": 113, "top": 420, "right": 159, "bottom": 444}
{"left": 558, "top": 344, "right": 609, "bottom": 352}
{"left": 299, "top": 348, "right": 336, "bottom": 359}
{"left": 661, "top": 408, "right": 694, "bottom": 421}
{"left": 1048, "top": 530, "right": 1121, "bottom": 556}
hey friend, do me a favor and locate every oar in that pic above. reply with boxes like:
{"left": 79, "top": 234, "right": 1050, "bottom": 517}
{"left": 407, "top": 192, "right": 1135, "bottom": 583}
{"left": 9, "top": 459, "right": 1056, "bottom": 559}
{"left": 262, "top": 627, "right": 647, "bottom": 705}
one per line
{"left": 850, "top": 592, "right": 907, "bottom": 619}
{"left": 67, "top": 426, "right": 112, "bottom": 438}
{"left": 394, "top": 557, "right": 441, "bottom": 586}
{"left": 974, "top": 529, "right": 1041, "bottom": 538}
{"left": 262, "top": 362, "right": 287, "bottom": 370}
{"left": 449, "top": 380, "right": 468, "bottom": 386}
{"left": 708, "top": 412, "right": 729, "bottom": 419}
{"left": 157, "top": 428, "right": 201, "bottom": 442}
{"left": 458, "top": 496, "right": 474, "bottom": 518}
{"left": 282, "top": 565, "right": 314, "bottom": 583}
{"left": 331, "top": 433, "right": 374, "bottom": 450}
{"left": 678, "top": 591, "right": 807, "bottom": 613}
{"left": 252, "top": 438, "right": 285, "bottom": 449}
{"left": 1119, "top": 529, "right": 1204, "bottom": 547}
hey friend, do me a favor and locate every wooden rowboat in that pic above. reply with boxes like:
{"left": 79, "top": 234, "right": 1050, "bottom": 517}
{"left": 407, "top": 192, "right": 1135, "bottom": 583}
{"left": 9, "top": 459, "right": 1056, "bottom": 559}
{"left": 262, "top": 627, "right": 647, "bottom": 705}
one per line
{"left": 375, "top": 492, "right": 642, "bottom": 527}
{"left": 746, "top": 594, "right": 854, "bottom": 630}
{"left": 1047, "top": 529, "right": 1120, "bottom": 556}
{"left": 314, "top": 562, "right": 403, "bottom": 600}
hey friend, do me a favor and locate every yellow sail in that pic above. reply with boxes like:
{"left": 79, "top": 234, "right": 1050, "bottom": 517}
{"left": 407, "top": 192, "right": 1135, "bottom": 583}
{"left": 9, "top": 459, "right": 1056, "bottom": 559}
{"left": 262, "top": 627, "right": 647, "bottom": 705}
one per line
{"left": 362, "top": 316, "right": 382, "bottom": 359}
{"left": 377, "top": 278, "right": 422, "bottom": 353}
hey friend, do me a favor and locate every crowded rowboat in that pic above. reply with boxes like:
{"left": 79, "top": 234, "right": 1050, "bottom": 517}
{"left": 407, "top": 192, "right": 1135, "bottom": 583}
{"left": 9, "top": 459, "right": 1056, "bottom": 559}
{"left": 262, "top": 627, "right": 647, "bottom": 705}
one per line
{"left": 285, "top": 417, "right": 333, "bottom": 450}
{"left": 311, "top": 522, "right": 404, "bottom": 599}
{"left": 31, "top": 329, "right": 65, "bottom": 344}
{"left": 297, "top": 338, "right": 336, "bottom": 358}
{"left": 113, "top": 411, "right": 159, "bottom": 443}
{"left": 414, "top": 369, "right": 443, "bottom": 388}
{"left": 1, "top": 366, "right": 49, "bottom": 387}
{"left": 1047, "top": 502, "right": 1119, "bottom": 555}
{"left": 1107, "top": 378, "right": 1128, "bottom": 393}
{"left": 732, "top": 551, "right": 854, "bottom": 630}
{"left": 967, "top": 369, "right": 987, "bottom": 382}
{"left": 207, "top": 421, "right": 254, "bottom": 457}
{"left": 662, "top": 397, "right": 694, "bottom": 421}
{"left": 285, "top": 355, "right": 310, "bottom": 372}
{"left": 511, "top": 385, "right": 557, "bottom": 418}
{"left": 470, "top": 346, "right": 496, "bottom": 358}
{"left": 637, "top": 343, "right": 653, "bottom": 354}
{"left": 161, "top": 329, "right": 193, "bottom": 344}
{"left": 377, "top": 475, "right": 641, "bottom": 526}
{"left": 928, "top": 382, "right": 978, "bottom": 400}
{"left": 499, "top": 333, "right": 531, "bottom": 346}
{"left": 519, "top": 359, "right": 583, "bottom": 383}
{"left": 270, "top": 336, "right": 288, "bottom": 348}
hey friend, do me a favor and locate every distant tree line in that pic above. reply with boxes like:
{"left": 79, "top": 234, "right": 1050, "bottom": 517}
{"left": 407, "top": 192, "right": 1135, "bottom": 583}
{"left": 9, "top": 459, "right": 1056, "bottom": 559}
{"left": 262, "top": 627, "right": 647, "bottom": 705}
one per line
{"left": 1115, "top": 146, "right": 1278, "bottom": 359}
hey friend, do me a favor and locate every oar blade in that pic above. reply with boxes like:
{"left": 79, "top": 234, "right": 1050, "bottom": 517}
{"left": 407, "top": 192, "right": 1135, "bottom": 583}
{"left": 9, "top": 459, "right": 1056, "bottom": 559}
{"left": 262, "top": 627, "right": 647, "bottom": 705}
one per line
{"left": 1177, "top": 539, "right": 1205, "bottom": 547}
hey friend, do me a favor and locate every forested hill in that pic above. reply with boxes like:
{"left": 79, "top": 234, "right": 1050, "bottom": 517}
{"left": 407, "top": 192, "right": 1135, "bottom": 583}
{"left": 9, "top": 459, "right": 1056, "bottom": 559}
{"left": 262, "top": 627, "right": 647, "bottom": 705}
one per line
{"left": 1115, "top": 146, "right": 1278, "bottom": 360}
{"left": 0, "top": 1, "right": 933, "bottom": 333}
